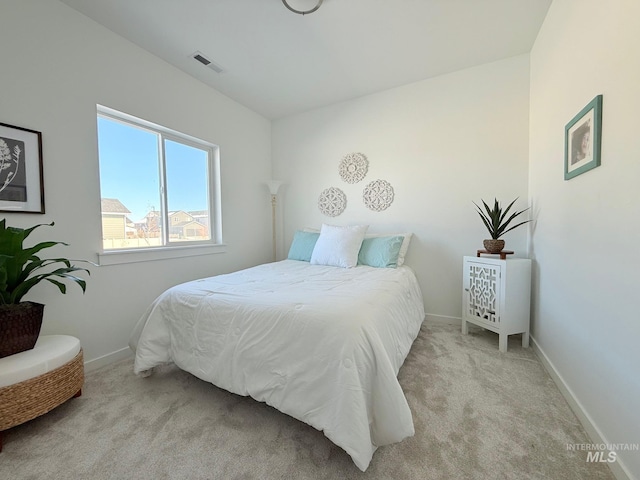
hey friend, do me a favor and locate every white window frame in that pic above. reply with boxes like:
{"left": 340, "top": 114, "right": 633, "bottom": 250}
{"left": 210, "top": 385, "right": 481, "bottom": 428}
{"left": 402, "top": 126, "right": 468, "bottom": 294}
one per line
{"left": 96, "top": 105, "right": 225, "bottom": 265}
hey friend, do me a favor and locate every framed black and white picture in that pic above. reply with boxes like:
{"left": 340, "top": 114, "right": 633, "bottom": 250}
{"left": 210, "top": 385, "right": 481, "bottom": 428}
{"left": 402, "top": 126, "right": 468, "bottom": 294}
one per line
{"left": 564, "top": 95, "right": 602, "bottom": 181}
{"left": 0, "top": 122, "right": 45, "bottom": 213}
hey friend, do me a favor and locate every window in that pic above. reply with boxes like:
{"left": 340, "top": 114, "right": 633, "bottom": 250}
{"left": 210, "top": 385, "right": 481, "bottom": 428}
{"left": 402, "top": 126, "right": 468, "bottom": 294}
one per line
{"left": 96, "top": 106, "right": 221, "bottom": 259}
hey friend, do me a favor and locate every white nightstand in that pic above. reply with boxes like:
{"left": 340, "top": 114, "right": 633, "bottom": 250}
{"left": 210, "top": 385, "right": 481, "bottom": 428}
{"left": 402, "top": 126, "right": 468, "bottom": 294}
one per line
{"left": 461, "top": 255, "right": 531, "bottom": 352}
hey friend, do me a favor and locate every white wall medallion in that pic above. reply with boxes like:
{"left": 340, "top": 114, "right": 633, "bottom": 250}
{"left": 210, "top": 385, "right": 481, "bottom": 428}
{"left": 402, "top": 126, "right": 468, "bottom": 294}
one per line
{"left": 339, "top": 152, "right": 368, "bottom": 184}
{"left": 363, "top": 179, "right": 394, "bottom": 212}
{"left": 318, "top": 187, "right": 347, "bottom": 217}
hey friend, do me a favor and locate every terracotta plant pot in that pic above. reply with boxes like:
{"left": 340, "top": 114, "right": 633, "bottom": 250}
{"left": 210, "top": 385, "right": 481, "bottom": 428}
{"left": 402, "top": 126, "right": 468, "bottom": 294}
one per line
{"left": 483, "top": 239, "right": 505, "bottom": 254}
{"left": 0, "top": 302, "right": 45, "bottom": 358}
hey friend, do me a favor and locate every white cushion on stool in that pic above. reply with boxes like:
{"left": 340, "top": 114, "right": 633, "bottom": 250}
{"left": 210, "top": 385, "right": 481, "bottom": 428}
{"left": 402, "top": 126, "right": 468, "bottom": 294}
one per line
{"left": 0, "top": 335, "right": 81, "bottom": 388}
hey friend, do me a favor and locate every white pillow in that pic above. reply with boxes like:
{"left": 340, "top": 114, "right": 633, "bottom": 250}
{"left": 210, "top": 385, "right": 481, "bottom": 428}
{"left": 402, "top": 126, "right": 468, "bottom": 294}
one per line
{"left": 310, "top": 224, "right": 369, "bottom": 268}
{"left": 365, "top": 233, "right": 412, "bottom": 266}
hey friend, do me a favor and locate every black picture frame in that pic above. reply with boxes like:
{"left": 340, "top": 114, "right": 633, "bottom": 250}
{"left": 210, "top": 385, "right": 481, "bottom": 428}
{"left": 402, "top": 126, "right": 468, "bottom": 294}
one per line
{"left": 0, "top": 122, "right": 45, "bottom": 213}
{"left": 564, "top": 95, "right": 603, "bottom": 180}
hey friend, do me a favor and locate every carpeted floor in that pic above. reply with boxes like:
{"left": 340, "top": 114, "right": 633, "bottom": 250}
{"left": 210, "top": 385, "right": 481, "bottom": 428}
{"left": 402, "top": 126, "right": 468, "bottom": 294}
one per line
{"left": 0, "top": 322, "right": 614, "bottom": 479}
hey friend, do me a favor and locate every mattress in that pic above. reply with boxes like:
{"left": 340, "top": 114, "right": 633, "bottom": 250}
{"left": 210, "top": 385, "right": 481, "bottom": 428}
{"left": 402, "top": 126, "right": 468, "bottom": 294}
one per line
{"left": 129, "top": 259, "right": 425, "bottom": 471}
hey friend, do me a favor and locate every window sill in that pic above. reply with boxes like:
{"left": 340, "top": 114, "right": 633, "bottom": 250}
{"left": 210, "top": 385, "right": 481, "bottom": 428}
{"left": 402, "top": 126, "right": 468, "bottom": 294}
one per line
{"left": 97, "top": 243, "right": 227, "bottom": 266}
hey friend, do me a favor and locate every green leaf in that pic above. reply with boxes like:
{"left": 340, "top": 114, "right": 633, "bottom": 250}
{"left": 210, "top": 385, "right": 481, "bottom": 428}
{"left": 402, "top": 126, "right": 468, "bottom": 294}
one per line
{"left": 45, "top": 278, "right": 67, "bottom": 294}
{"left": 21, "top": 257, "right": 72, "bottom": 280}
{"left": 498, "top": 198, "right": 518, "bottom": 225}
{"left": 22, "top": 221, "right": 55, "bottom": 240}
{"left": 501, "top": 220, "right": 532, "bottom": 237}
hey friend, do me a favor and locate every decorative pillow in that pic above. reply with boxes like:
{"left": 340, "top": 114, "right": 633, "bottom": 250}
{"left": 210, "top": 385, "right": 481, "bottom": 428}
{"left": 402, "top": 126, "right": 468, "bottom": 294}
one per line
{"left": 310, "top": 224, "right": 369, "bottom": 268}
{"left": 364, "top": 232, "right": 412, "bottom": 266}
{"left": 287, "top": 231, "right": 320, "bottom": 262}
{"left": 358, "top": 235, "right": 404, "bottom": 268}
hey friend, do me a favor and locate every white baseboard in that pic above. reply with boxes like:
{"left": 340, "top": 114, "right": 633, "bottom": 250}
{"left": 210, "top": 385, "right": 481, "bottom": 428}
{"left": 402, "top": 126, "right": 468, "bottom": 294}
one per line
{"left": 84, "top": 346, "right": 133, "bottom": 373}
{"left": 531, "top": 336, "right": 634, "bottom": 480}
{"left": 424, "top": 313, "right": 461, "bottom": 326}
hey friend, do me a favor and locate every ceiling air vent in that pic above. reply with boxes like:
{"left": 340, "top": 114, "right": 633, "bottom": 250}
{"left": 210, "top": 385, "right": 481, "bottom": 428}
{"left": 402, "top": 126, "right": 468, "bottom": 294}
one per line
{"left": 191, "top": 51, "right": 224, "bottom": 74}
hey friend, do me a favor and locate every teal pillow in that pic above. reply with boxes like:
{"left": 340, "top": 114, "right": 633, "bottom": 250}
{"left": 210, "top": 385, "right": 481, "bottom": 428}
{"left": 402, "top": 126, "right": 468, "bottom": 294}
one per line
{"left": 287, "top": 231, "right": 320, "bottom": 262}
{"left": 358, "top": 236, "right": 404, "bottom": 268}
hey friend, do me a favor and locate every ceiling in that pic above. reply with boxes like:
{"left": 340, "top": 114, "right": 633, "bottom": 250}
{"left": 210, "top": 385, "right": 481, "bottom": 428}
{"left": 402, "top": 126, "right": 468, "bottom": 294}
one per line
{"left": 59, "top": 0, "right": 552, "bottom": 120}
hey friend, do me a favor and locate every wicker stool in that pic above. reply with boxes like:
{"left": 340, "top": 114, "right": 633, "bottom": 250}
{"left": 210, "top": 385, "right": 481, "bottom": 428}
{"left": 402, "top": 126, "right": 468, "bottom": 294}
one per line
{"left": 0, "top": 335, "right": 84, "bottom": 452}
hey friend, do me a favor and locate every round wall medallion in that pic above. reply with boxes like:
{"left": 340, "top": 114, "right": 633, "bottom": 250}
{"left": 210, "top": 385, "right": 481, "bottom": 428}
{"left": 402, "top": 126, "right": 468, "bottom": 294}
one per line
{"left": 363, "top": 179, "right": 394, "bottom": 212}
{"left": 318, "top": 187, "right": 347, "bottom": 217}
{"left": 339, "top": 152, "right": 368, "bottom": 184}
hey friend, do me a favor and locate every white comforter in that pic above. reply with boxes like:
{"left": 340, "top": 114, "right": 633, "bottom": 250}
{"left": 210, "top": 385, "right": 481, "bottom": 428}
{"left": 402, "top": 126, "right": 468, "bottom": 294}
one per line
{"left": 129, "top": 260, "right": 425, "bottom": 471}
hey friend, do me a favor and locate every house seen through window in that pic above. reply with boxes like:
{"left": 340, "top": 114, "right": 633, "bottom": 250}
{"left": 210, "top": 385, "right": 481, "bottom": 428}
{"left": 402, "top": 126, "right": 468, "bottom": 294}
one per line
{"left": 97, "top": 106, "right": 219, "bottom": 251}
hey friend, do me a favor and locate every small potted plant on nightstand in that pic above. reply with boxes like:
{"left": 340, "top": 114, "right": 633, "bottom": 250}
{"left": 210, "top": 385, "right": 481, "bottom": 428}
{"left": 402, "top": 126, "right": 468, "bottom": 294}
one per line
{"left": 0, "top": 219, "right": 91, "bottom": 358}
{"left": 473, "top": 198, "right": 531, "bottom": 254}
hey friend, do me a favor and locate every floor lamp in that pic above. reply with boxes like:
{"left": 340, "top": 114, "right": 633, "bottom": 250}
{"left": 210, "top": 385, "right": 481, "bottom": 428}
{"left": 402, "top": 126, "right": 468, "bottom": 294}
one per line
{"left": 266, "top": 180, "right": 283, "bottom": 262}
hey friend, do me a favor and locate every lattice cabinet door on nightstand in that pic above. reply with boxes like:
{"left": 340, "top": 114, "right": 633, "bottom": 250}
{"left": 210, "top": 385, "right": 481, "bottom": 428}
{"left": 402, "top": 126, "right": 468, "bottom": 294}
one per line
{"left": 461, "top": 256, "right": 531, "bottom": 352}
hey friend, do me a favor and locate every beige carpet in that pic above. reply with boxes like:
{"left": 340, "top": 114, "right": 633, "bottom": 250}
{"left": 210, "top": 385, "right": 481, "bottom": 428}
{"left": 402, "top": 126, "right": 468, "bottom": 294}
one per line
{"left": 1, "top": 322, "right": 614, "bottom": 479}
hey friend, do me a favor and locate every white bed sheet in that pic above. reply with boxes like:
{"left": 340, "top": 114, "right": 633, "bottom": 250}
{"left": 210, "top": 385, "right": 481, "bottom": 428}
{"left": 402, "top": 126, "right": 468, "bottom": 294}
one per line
{"left": 129, "top": 260, "right": 425, "bottom": 471}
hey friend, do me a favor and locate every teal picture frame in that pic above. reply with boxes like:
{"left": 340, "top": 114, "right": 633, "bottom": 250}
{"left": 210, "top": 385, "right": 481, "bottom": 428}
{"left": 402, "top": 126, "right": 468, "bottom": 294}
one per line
{"left": 564, "top": 95, "right": 602, "bottom": 180}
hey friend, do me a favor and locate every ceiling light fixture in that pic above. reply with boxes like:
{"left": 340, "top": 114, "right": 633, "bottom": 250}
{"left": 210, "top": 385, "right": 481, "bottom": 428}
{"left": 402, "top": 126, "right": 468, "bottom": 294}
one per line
{"left": 282, "top": 0, "right": 323, "bottom": 16}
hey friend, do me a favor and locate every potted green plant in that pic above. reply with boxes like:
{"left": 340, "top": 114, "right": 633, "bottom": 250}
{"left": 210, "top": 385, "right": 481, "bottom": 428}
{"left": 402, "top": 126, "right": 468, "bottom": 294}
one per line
{"left": 473, "top": 198, "right": 531, "bottom": 253}
{"left": 0, "top": 219, "right": 90, "bottom": 358}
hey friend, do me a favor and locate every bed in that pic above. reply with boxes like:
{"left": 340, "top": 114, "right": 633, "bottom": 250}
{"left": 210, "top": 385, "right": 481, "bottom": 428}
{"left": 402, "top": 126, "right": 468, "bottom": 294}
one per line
{"left": 129, "top": 249, "right": 424, "bottom": 471}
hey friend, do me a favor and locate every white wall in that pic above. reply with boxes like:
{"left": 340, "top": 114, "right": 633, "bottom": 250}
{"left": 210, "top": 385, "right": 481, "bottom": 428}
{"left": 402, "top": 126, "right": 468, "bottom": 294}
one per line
{"left": 273, "top": 55, "right": 531, "bottom": 320}
{"left": 0, "top": 1, "right": 272, "bottom": 367}
{"left": 529, "top": 1, "right": 640, "bottom": 477}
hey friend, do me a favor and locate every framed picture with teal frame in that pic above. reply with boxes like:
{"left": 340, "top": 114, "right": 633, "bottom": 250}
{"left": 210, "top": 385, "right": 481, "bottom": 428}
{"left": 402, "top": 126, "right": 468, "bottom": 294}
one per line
{"left": 564, "top": 95, "right": 602, "bottom": 180}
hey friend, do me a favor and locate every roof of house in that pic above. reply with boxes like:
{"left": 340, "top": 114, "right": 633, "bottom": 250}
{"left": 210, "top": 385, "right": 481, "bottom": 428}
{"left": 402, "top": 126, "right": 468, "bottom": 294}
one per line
{"left": 169, "top": 210, "right": 192, "bottom": 218}
{"left": 171, "top": 220, "right": 204, "bottom": 228}
{"left": 101, "top": 198, "right": 131, "bottom": 214}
